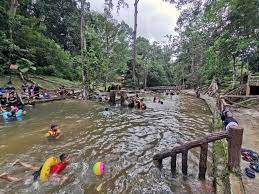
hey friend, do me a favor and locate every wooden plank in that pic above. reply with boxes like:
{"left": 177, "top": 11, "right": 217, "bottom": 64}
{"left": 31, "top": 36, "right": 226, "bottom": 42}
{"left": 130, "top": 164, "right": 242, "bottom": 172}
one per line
{"left": 182, "top": 150, "right": 188, "bottom": 175}
{"left": 171, "top": 152, "right": 177, "bottom": 176}
{"left": 198, "top": 143, "right": 208, "bottom": 180}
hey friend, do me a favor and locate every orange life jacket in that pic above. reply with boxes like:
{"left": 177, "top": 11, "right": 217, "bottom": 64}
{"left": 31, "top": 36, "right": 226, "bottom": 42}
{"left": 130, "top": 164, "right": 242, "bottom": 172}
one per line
{"left": 48, "top": 130, "right": 59, "bottom": 137}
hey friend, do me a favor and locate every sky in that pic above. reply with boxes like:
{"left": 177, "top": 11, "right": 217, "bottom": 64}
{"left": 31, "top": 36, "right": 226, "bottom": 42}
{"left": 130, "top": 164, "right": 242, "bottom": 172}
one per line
{"left": 87, "top": 0, "right": 179, "bottom": 42}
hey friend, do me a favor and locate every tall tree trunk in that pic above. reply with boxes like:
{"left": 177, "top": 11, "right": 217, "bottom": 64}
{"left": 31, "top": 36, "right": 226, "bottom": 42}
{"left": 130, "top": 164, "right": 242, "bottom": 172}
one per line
{"left": 8, "top": 0, "right": 19, "bottom": 83}
{"left": 240, "top": 62, "right": 244, "bottom": 84}
{"left": 8, "top": 0, "right": 19, "bottom": 17}
{"left": 144, "top": 65, "right": 148, "bottom": 88}
{"left": 132, "top": 0, "right": 139, "bottom": 89}
{"left": 80, "top": 0, "right": 88, "bottom": 99}
{"left": 105, "top": 23, "right": 110, "bottom": 91}
{"left": 232, "top": 55, "right": 236, "bottom": 89}
{"left": 8, "top": 0, "right": 18, "bottom": 40}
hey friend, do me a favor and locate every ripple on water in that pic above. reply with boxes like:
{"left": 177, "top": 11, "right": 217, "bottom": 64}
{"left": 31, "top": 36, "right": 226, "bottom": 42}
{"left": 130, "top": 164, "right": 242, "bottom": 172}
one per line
{"left": 0, "top": 95, "right": 214, "bottom": 193}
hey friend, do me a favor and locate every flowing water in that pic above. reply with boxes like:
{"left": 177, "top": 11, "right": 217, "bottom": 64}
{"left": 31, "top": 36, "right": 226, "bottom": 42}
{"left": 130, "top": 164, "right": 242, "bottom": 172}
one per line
{"left": 0, "top": 95, "right": 214, "bottom": 194}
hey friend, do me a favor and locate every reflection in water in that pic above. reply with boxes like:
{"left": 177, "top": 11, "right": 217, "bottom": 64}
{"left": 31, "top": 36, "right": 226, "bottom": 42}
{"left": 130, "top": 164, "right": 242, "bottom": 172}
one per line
{"left": 0, "top": 95, "right": 214, "bottom": 193}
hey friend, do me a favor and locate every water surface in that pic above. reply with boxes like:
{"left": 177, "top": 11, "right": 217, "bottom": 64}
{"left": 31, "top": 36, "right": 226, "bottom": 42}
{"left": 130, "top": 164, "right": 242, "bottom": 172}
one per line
{"left": 0, "top": 95, "right": 214, "bottom": 193}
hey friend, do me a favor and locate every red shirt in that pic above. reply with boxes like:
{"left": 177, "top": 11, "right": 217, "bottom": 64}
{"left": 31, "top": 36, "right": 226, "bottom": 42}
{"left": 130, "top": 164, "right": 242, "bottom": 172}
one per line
{"left": 50, "top": 162, "right": 67, "bottom": 174}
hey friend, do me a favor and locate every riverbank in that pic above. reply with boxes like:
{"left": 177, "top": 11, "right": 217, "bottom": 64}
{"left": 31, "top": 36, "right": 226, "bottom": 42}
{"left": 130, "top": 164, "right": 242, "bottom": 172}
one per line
{"left": 234, "top": 108, "right": 259, "bottom": 194}
{"left": 0, "top": 95, "right": 215, "bottom": 193}
{"left": 0, "top": 75, "right": 80, "bottom": 90}
{"left": 182, "top": 89, "right": 245, "bottom": 194}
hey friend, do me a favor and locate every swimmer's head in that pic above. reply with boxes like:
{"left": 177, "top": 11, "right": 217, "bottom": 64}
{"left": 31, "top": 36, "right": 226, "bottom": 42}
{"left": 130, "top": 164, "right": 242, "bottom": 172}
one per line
{"left": 60, "top": 153, "right": 70, "bottom": 164}
{"left": 51, "top": 124, "right": 59, "bottom": 131}
{"left": 105, "top": 108, "right": 109, "bottom": 111}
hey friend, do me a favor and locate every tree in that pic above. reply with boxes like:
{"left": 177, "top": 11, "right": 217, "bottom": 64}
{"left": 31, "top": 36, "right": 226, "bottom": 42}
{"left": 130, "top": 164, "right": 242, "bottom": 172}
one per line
{"left": 132, "top": 0, "right": 139, "bottom": 88}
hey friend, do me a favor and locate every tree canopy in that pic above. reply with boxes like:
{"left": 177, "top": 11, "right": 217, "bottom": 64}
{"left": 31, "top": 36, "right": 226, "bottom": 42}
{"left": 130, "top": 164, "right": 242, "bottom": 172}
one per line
{"left": 1, "top": 0, "right": 258, "bottom": 90}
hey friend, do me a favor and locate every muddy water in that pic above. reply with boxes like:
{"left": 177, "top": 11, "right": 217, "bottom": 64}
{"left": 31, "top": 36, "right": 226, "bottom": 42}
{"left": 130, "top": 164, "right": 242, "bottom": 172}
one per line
{"left": 0, "top": 95, "right": 214, "bottom": 193}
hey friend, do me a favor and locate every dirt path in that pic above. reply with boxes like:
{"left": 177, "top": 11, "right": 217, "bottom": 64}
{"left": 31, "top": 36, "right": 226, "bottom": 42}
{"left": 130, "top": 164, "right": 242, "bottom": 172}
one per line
{"left": 234, "top": 108, "right": 259, "bottom": 194}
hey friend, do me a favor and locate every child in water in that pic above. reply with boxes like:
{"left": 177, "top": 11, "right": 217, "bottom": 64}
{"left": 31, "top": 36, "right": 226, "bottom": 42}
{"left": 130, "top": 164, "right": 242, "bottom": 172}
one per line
{"left": 0, "top": 153, "right": 71, "bottom": 185}
{"left": 10, "top": 105, "right": 18, "bottom": 116}
{"left": 45, "top": 124, "right": 63, "bottom": 140}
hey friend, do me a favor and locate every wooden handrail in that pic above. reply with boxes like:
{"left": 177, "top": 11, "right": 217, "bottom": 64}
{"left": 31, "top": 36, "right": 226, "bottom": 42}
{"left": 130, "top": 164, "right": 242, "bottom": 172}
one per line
{"left": 153, "top": 127, "right": 243, "bottom": 180}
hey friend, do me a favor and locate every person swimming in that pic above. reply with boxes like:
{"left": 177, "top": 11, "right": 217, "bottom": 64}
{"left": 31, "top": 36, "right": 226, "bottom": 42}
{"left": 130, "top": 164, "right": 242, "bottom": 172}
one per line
{"left": 0, "top": 153, "right": 71, "bottom": 185}
{"left": 45, "top": 124, "right": 63, "bottom": 140}
{"left": 100, "top": 108, "right": 111, "bottom": 117}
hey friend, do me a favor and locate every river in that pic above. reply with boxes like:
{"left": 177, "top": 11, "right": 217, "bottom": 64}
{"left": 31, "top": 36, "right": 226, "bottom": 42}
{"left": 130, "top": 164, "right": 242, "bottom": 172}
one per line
{"left": 0, "top": 94, "right": 214, "bottom": 193}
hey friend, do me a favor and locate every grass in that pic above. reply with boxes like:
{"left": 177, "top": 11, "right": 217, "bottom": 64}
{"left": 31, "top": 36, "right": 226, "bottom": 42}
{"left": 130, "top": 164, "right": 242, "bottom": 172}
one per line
{"left": 212, "top": 115, "right": 231, "bottom": 193}
{"left": 0, "top": 74, "right": 80, "bottom": 90}
{"left": 0, "top": 75, "right": 23, "bottom": 89}
{"left": 30, "top": 76, "right": 81, "bottom": 90}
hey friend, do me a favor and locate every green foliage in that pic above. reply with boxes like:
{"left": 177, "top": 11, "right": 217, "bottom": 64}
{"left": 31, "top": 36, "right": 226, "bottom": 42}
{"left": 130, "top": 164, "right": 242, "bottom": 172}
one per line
{"left": 169, "top": 0, "right": 259, "bottom": 87}
{"left": 0, "top": 0, "right": 175, "bottom": 88}
{"left": 16, "top": 58, "right": 35, "bottom": 73}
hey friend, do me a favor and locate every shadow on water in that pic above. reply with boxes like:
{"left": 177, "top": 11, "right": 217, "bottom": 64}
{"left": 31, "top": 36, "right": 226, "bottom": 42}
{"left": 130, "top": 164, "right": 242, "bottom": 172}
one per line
{"left": 0, "top": 95, "right": 215, "bottom": 193}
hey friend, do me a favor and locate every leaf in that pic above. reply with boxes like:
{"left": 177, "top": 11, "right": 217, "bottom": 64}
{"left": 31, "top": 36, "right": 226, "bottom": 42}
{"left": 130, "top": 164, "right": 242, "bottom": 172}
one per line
{"left": 20, "top": 68, "right": 29, "bottom": 73}
{"left": 30, "top": 66, "right": 36, "bottom": 71}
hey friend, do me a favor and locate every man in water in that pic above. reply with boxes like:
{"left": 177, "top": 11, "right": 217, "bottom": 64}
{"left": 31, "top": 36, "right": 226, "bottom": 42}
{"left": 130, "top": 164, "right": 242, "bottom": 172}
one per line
{"left": 0, "top": 153, "right": 71, "bottom": 185}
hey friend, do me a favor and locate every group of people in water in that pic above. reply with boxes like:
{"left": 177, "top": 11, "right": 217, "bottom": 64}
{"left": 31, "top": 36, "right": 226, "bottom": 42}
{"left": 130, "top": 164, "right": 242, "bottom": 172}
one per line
{"left": 0, "top": 81, "right": 73, "bottom": 120}
{"left": 0, "top": 86, "right": 27, "bottom": 118}
{"left": 0, "top": 124, "right": 69, "bottom": 185}
{"left": 127, "top": 94, "right": 147, "bottom": 110}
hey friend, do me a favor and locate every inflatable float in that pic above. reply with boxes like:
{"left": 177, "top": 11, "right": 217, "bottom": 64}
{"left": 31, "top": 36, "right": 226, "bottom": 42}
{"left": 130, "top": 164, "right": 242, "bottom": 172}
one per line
{"left": 39, "top": 156, "right": 58, "bottom": 182}
{"left": 2, "top": 109, "right": 23, "bottom": 120}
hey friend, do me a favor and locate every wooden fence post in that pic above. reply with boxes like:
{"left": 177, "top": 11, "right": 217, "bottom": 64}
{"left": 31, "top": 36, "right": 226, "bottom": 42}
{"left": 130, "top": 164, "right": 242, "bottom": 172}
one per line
{"left": 198, "top": 143, "right": 208, "bottom": 180}
{"left": 228, "top": 127, "right": 243, "bottom": 171}
{"left": 171, "top": 152, "right": 177, "bottom": 176}
{"left": 182, "top": 150, "right": 188, "bottom": 175}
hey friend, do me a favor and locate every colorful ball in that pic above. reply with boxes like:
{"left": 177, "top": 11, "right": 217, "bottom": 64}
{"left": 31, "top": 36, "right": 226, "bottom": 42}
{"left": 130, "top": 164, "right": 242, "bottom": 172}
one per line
{"left": 93, "top": 162, "right": 105, "bottom": 176}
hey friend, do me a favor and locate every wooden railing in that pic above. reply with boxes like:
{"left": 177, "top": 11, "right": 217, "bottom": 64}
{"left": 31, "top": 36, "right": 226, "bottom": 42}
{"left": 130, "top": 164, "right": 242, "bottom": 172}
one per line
{"left": 145, "top": 86, "right": 184, "bottom": 91}
{"left": 153, "top": 127, "right": 243, "bottom": 180}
